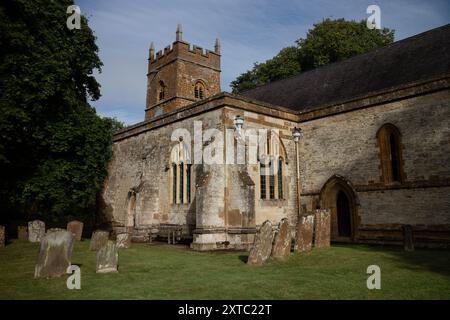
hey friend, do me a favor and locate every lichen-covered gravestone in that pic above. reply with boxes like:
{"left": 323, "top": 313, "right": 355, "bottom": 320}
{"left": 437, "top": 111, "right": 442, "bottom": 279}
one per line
{"left": 314, "top": 209, "right": 331, "bottom": 248}
{"left": 28, "top": 220, "right": 45, "bottom": 243}
{"left": 96, "top": 241, "right": 118, "bottom": 273}
{"left": 67, "top": 220, "right": 83, "bottom": 241}
{"left": 18, "top": 226, "right": 28, "bottom": 240}
{"left": 271, "top": 218, "right": 291, "bottom": 261}
{"left": 34, "top": 230, "right": 74, "bottom": 278}
{"left": 90, "top": 230, "right": 109, "bottom": 251}
{"left": 0, "top": 226, "right": 5, "bottom": 248}
{"left": 116, "top": 232, "right": 132, "bottom": 249}
{"left": 295, "top": 213, "right": 315, "bottom": 252}
{"left": 247, "top": 220, "right": 274, "bottom": 265}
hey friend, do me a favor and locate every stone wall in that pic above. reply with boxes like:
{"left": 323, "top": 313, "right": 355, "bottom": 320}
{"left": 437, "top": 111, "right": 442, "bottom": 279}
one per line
{"left": 298, "top": 89, "right": 450, "bottom": 246}
{"left": 100, "top": 109, "right": 224, "bottom": 243}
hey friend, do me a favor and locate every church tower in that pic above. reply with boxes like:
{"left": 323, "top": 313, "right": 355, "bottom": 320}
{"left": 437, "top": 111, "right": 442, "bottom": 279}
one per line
{"left": 145, "top": 25, "right": 221, "bottom": 119}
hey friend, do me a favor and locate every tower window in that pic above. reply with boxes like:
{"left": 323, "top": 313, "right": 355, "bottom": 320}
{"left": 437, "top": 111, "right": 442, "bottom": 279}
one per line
{"left": 377, "top": 123, "right": 404, "bottom": 184}
{"left": 194, "top": 81, "right": 206, "bottom": 100}
{"left": 159, "top": 81, "right": 166, "bottom": 101}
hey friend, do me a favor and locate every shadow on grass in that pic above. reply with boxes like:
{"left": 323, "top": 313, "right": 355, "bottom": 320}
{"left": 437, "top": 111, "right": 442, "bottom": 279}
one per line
{"left": 334, "top": 244, "right": 450, "bottom": 277}
{"left": 238, "top": 255, "right": 248, "bottom": 263}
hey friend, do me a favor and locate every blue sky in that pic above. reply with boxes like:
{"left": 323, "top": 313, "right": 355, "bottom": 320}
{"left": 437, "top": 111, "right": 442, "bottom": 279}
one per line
{"left": 75, "top": 0, "right": 450, "bottom": 125}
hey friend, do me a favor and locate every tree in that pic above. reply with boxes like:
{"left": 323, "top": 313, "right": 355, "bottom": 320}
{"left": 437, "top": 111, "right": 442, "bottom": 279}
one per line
{"left": 231, "top": 19, "right": 394, "bottom": 93}
{"left": 0, "top": 0, "right": 113, "bottom": 224}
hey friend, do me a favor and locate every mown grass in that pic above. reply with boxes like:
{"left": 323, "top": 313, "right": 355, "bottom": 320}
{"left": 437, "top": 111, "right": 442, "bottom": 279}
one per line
{"left": 0, "top": 240, "right": 449, "bottom": 299}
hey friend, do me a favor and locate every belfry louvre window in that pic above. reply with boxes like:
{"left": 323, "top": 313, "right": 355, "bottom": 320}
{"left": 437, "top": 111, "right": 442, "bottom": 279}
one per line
{"left": 377, "top": 123, "right": 404, "bottom": 184}
{"left": 158, "top": 81, "right": 166, "bottom": 101}
{"left": 259, "top": 130, "right": 286, "bottom": 200}
{"left": 194, "top": 81, "right": 205, "bottom": 100}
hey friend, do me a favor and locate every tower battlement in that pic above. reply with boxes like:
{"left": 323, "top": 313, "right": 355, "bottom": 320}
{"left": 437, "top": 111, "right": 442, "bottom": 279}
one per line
{"left": 148, "top": 40, "right": 220, "bottom": 73}
{"left": 145, "top": 25, "right": 221, "bottom": 120}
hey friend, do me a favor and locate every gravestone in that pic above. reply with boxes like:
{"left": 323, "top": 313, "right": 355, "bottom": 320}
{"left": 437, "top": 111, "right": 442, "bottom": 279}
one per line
{"left": 295, "top": 213, "right": 315, "bottom": 252}
{"left": 402, "top": 225, "right": 415, "bottom": 252}
{"left": 67, "top": 220, "right": 83, "bottom": 241}
{"left": 314, "top": 209, "right": 331, "bottom": 248}
{"left": 247, "top": 220, "right": 274, "bottom": 265}
{"left": 18, "top": 226, "right": 28, "bottom": 240}
{"left": 116, "top": 233, "right": 132, "bottom": 249}
{"left": 90, "top": 230, "right": 109, "bottom": 251}
{"left": 0, "top": 226, "right": 5, "bottom": 248}
{"left": 34, "top": 230, "right": 74, "bottom": 278}
{"left": 96, "top": 241, "right": 118, "bottom": 273}
{"left": 28, "top": 220, "right": 45, "bottom": 243}
{"left": 271, "top": 218, "right": 291, "bottom": 261}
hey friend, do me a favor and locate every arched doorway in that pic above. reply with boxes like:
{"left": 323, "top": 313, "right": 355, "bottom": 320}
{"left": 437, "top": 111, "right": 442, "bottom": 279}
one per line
{"left": 320, "top": 176, "right": 358, "bottom": 242}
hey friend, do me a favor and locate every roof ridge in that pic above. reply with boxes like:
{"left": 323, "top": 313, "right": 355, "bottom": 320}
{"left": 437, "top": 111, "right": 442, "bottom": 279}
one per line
{"left": 239, "top": 23, "right": 450, "bottom": 94}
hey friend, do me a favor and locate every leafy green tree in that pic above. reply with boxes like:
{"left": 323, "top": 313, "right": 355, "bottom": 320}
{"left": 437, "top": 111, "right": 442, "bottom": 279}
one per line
{"left": 231, "top": 19, "right": 394, "bottom": 93}
{"left": 0, "top": 0, "right": 114, "bottom": 224}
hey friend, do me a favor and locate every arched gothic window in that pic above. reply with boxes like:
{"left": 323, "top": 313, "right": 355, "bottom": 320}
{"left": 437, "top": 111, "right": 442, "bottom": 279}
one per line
{"left": 377, "top": 123, "right": 404, "bottom": 184}
{"left": 194, "top": 81, "right": 205, "bottom": 100}
{"left": 170, "top": 140, "right": 192, "bottom": 204}
{"left": 259, "top": 130, "right": 287, "bottom": 200}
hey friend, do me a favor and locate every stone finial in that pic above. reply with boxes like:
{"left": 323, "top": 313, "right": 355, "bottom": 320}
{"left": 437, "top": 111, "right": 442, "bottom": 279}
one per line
{"left": 149, "top": 42, "right": 155, "bottom": 60}
{"left": 176, "top": 24, "right": 183, "bottom": 41}
{"left": 215, "top": 38, "right": 221, "bottom": 54}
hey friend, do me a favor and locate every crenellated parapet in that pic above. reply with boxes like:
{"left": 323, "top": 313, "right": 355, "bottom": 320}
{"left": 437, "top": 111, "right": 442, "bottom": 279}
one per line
{"left": 145, "top": 24, "right": 221, "bottom": 120}
{"left": 148, "top": 39, "right": 221, "bottom": 73}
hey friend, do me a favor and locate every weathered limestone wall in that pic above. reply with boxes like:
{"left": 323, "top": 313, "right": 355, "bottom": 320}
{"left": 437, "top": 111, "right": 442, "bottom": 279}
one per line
{"left": 298, "top": 89, "right": 450, "bottom": 246}
{"left": 100, "top": 109, "right": 223, "bottom": 242}
{"left": 223, "top": 108, "right": 299, "bottom": 228}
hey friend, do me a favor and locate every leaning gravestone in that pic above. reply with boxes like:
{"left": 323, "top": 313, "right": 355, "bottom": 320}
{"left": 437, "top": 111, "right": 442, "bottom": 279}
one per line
{"left": 295, "top": 213, "right": 315, "bottom": 252}
{"left": 18, "top": 226, "right": 28, "bottom": 240}
{"left": 247, "top": 220, "right": 274, "bottom": 265}
{"left": 0, "top": 226, "right": 5, "bottom": 248}
{"left": 96, "top": 241, "right": 118, "bottom": 273}
{"left": 271, "top": 218, "right": 291, "bottom": 261}
{"left": 28, "top": 220, "right": 45, "bottom": 243}
{"left": 402, "top": 225, "right": 415, "bottom": 252}
{"left": 314, "top": 209, "right": 331, "bottom": 248}
{"left": 90, "top": 230, "right": 109, "bottom": 251}
{"left": 67, "top": 220, "right": 83, "bottom": 241}
{"left": 34, "top": 230, "right": 74, "bottom": 278}
{"left": 116, "top": 232, "right": 132, "bottom": 249}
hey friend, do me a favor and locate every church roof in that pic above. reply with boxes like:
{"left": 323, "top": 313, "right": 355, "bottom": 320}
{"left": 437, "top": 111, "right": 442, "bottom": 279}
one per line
{"left": 240, "top": 24, "right": 450, "bottom": 113}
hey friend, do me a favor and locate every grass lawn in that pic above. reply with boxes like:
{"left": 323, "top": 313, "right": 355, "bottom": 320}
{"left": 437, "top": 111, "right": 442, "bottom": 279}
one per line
{"left": 0, "top": 240, "right": 449, "bottom": 300}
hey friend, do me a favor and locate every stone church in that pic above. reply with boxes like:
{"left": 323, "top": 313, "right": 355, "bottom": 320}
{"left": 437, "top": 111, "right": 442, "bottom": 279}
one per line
{"left": 99, "top": 24, "right": 450, "bottom": 250}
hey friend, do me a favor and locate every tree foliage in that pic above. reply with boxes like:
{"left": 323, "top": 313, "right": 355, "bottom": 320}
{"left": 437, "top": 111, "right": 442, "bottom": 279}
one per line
{"left": 0, "top": 0, "right": 115, "bottom": 223}
{"left": 231, "top": 19, "right": 395, "bottom": 93}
